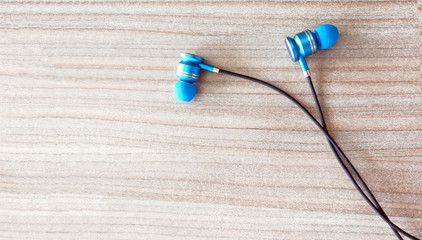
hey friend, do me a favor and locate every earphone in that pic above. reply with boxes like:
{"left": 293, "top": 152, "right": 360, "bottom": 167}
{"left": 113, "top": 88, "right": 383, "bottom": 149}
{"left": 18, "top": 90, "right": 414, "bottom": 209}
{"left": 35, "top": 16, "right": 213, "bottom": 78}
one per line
{"left": 172, "top": 24, "right": 420, "bottom": 240}
{"left": 285, "top": 24, "right": 339, "bottom": 76}
{"left": 286, "top": 24, "right": 407, "bottom": 240}
{"left": 174, "top": 53, "right": 219, "bottom": 102}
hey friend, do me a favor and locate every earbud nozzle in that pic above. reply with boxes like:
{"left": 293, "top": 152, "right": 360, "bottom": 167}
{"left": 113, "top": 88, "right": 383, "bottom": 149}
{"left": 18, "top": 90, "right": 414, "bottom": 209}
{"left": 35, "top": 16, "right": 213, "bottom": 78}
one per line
{"left": 174, "top": 81, "right": 197, "bottom": 102}
{"left": 179, "top": 53, "right": 204, "bottom": 64}
{"left": 314, "top": 24, "right": 339, "bottom": 49}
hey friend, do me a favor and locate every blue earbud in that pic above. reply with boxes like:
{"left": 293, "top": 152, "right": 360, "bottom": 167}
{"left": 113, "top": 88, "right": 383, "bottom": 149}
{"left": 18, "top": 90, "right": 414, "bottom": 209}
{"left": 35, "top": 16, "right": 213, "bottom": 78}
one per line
{"left": 175, "top": 53, "right": 219, "bottom": 102}
{"left": 285, "top": 24, "right": 339, "bottom": 76}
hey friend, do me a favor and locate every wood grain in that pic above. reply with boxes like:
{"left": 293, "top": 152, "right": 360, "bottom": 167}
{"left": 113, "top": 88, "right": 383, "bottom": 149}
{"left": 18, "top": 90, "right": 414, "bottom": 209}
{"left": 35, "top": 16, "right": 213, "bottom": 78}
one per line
{"left": 0, "top": 1, "right": 421, "bottom": 239}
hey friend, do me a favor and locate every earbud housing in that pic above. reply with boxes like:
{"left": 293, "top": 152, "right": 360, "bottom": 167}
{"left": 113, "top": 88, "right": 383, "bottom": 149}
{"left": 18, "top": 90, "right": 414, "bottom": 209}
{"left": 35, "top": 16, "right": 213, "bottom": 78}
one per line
{"left": 284, "top": 24, "right": 339, "bottom": 74}
{"left": 174, "top": 53, "right": 217, "bottom": 102}
{"left": 176, "top": 53, "right": 204, "bottom": 83}
{"left": 285, "top": 30, "right": 319, "bottom": 62}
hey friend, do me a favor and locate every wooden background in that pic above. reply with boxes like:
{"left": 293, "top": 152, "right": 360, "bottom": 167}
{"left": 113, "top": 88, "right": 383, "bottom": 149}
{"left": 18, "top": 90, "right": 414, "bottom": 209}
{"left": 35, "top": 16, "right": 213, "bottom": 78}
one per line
{"left": 1, "top": 1, "right": 421, "bottom": 239}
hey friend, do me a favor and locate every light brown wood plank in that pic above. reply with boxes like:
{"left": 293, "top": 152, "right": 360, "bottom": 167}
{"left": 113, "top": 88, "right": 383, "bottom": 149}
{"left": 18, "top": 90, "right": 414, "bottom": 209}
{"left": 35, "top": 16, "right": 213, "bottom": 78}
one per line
{"left": 0, "top": 1, "right": 421, "bottom": 239}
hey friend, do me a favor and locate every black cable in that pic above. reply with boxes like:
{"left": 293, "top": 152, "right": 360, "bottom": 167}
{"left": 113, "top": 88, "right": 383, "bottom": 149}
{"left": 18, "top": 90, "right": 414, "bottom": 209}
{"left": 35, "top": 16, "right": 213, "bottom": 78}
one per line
{"left": 305, "top": 76, "right": 403, "bottom": 240}
{"left": 221, "top": 68, "right": 415, "bottom": 239}
{"left": 218, "top": 68, "right": 420, "bottom": 240}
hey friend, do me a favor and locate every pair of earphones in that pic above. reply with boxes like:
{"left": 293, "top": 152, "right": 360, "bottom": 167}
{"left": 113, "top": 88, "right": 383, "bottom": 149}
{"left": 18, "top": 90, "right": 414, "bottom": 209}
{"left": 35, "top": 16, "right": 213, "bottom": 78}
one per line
{"left": 172, "top": 24, "right": 420, "bottom": 240}
{"left": 174, "top": 24, "right": 339, "bottom": 102}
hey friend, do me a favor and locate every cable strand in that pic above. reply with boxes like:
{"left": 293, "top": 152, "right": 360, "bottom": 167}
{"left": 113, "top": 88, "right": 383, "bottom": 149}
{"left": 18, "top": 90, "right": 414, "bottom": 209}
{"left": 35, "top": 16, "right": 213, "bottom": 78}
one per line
{"left": 218, "top": 68, "right": 420, "bottom": 240}
{"left": 305, "top": 76, "right": 403, "bottom": 240}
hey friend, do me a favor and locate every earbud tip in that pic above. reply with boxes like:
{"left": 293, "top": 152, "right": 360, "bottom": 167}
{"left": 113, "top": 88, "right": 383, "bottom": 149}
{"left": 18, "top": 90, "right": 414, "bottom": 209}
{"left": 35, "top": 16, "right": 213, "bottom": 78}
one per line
{"left": 314, "top": 24, "right": 339, "bottom": 49}
{"left": 174, "top": 81, "right": 197, "bottom": 102}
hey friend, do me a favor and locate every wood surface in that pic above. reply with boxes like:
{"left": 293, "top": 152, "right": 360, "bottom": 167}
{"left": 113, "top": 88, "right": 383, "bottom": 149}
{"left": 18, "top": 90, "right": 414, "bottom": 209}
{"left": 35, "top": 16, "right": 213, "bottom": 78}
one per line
{"left": 1, "top": 1, "right": 421, "bottom": 239}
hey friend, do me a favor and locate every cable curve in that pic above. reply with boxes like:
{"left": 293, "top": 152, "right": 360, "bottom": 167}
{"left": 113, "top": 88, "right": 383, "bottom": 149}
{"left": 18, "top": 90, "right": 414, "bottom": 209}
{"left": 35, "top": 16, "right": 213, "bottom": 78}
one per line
{"left": 218, "top": 68, "right": 420, "bottom": 240}
{"left": 305, "top": 76, "right": 402, "bottom": 240}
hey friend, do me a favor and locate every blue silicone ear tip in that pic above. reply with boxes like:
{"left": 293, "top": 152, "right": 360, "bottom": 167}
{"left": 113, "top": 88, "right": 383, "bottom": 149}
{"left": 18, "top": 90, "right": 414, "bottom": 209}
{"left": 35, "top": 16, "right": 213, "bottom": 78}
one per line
{"left": 174, "top": 81, "right": 197, "bottom": 102}
{"left": 314, "top": 24, "right": 339, "bottom": 49}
